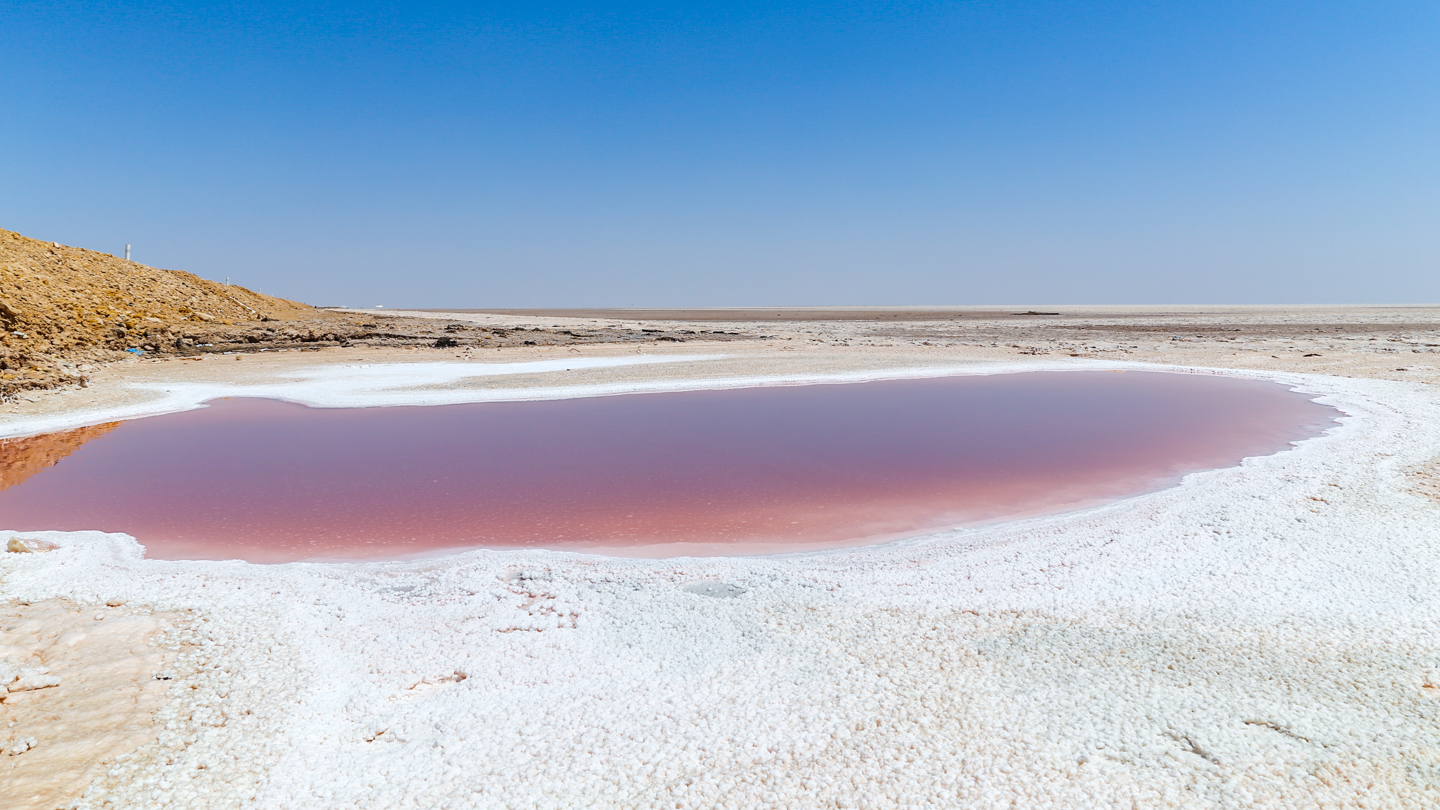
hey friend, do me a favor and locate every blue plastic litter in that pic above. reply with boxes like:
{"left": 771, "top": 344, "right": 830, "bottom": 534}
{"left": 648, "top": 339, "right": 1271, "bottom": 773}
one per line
{"left": 125, "top": 348, "right": 145, "bottom": 355}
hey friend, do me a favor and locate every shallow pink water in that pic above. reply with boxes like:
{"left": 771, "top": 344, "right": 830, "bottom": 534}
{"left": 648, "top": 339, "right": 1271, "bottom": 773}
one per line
{"left": 0, "top": 371, "right": 1335, "bottom": 562}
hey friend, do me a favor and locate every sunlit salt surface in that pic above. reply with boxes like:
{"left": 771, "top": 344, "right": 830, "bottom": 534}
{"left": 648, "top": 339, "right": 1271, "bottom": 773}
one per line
{"left": 0, "top": 371, "right": 1336, "bottom": 562}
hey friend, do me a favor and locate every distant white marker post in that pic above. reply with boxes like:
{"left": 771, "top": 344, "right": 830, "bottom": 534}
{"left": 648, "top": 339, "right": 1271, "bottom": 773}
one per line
{"left": 125, "top": 244, "right": 131, "bottom": 261}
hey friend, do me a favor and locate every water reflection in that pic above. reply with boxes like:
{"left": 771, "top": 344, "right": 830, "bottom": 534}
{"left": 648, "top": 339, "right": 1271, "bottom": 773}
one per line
{"left": 1, "top": 421, "right": 120, "bottom": 491}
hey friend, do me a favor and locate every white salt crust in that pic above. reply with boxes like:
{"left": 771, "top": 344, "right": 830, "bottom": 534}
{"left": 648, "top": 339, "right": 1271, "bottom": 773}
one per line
{"left": 4, "top": 361, "right": 1440, "bottom": 809}
{"left": 0, "top": 355, "right": 723, "bottom": 438}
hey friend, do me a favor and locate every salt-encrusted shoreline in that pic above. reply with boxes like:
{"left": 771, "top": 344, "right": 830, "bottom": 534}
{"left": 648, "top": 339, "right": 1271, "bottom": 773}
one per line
{"left": 3, "top": 356, "right": 1440, "bottom": 809}
{"left": 0, "top": 351, "right": 1332, "bottom": 437}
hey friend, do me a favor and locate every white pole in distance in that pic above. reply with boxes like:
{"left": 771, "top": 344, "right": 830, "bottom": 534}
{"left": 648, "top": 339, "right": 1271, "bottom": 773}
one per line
{"left": 125, "top": 244, "right": 131, "bottom": 261}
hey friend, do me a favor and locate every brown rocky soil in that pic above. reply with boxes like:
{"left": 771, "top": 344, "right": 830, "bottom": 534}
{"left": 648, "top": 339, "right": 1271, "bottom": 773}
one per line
{"left": 0, "top": 229, "right": 757, "bottom": 401}
{"left": 0, "top": 228, "right": 312, "bottom": 398}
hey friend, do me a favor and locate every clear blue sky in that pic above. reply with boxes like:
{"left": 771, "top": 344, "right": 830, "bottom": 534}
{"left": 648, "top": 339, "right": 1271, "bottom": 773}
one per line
{"left": 3, "top": 1, "right": 1436, "bottom": 306}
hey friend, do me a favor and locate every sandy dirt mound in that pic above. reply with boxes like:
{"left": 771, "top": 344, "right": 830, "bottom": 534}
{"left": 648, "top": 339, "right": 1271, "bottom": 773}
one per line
{"left": 0, "top": 228, "right": 313, "bottom": 396}
{"left": 0, "top": 229, "right": 757, "bottom": 403}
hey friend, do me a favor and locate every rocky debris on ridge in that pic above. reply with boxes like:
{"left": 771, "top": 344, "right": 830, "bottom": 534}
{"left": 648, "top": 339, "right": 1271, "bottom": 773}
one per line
{"left": 159, "top": 316, "right": 747, "bottom": 358}
{"left": 0, "top": 227, "right": 758, "bottom": 402}
{"left": 0, "top": 227, "right": 310, "bottom": 399}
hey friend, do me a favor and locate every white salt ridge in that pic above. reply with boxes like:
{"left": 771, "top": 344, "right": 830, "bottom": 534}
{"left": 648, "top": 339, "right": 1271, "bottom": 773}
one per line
{"left": 4, "top": 362, "right": 1440, "bottom": 808}
{"left": 0, "top": 355, "right": 721, "bottom": 437}
{"left": 0, "top": 352, "right": 1223, "bottom": 435}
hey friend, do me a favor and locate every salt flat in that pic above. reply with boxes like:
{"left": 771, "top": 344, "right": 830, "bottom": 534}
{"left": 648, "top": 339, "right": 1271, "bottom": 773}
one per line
{"left": 2, "top": 306, "right": 1439, "bottom": 809}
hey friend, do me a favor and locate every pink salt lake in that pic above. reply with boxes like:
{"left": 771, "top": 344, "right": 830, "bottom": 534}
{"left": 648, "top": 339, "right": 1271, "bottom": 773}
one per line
{"left": 0, "top": 371, "right": 1336, "bottom": 563}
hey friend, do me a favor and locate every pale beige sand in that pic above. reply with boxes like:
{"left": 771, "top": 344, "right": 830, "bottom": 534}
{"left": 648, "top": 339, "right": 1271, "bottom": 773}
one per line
{"left": 0, "top": 599, "right": 178, "bottom": 810}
